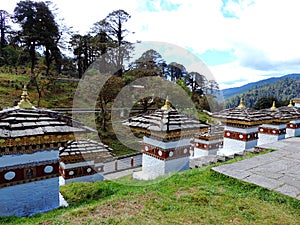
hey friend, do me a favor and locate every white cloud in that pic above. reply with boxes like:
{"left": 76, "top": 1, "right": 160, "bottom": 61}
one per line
{"left": 209, "top": 62, "right": 276, "bottom": 89}
{"left": 1, "top": 0, "right": 300, "bottom": 89}
{"left": 227, "top": 0, "right": 300, "bottom": 63}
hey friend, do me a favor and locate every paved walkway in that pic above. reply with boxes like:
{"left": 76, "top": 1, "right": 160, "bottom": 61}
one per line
{"left": 212, "top": 137, "right": 300, "bottom": 200}
{"left": 103, "top": 167, "right": 141, "bottom": 180}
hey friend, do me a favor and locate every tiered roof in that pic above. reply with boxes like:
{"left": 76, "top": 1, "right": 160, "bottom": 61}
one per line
{"left": 213, "top": 99, "right": 300, "bottom": 126}
{"left": 123, "top": 98, "right": 208, "bottom": 138}
{"left": 212, "top": 100, "right": 273, "bottom": 126}
{"left": 259, "top": 102, "right": 300, "bottom": 123}
{"left": 124, "top": 109, "right": 207, "bottom": 132}
{"left": 60, "top": 139, "right": 114, "bottom": 163}
{"left": 0, "top": 107, "right": 93, "bottom": 138}
{"left": 0, "top": 86, "right": 94, "bottom": 153}
{"left": 194, "top": 125, "right": 224, "bottom": 141}
{"left": 0, "top": 86, "right": 94, "bottom": 139}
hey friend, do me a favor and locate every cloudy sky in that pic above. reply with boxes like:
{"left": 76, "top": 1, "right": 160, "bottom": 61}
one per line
{"left": 2, "top": 0, "right": 300, "bottom": 89}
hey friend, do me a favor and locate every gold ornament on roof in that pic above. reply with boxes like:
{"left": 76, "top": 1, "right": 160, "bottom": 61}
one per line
{"left": 17, "top": 85, "right": 34, "bottom": 109}
{"left": 161, "top": 96, "right": 172, "bottom": 110}
{"left": 237, "top": 98, "right": 245, "bottom": 108}
{"left": 270, "top": 101, "right": 277, "bottom": 110}
{"left": 288, "top": 100, "right": 293, "bottom": 107}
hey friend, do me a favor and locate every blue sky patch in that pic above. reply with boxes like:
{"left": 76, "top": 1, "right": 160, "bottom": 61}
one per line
{"left": 139, "top": 0, "right": 181, "bottom": 12}
{"left": 220, "top": 0, "right": 255, "bottom": 18}
{"left": 160, "top": 0, "right": 181, "bottom": 11}
{"left": 199, "top": 49, "right": 236, "bottom": 66}
{"left": 221, "top": 0, "right": 239, "bottom": 18}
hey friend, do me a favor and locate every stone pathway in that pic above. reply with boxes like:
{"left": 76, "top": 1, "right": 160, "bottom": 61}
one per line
{"left": 104, "top": 167, "right": 141, "bottom": 180}
{"left": 212, "top": 137, "right": 300, "bottom": 200}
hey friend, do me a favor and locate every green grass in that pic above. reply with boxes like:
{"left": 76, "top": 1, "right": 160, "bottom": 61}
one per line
{"left": 0, "top": 73, "right": 78, "bottom": 109}
{"left": 1, "top": 156, "right": 300, "bottom": 225}
{"left": 108, "top": 139, "right": 137, "bottom": 157}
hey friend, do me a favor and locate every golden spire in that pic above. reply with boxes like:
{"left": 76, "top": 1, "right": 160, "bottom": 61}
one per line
{"left": 288, "top": 100, "right": 293, "bottom": 107}
{"left": 17, "top": 85, "right": 34, "bottom": 109}
{"left": 270, "top": 101, "right": 277, "bottom": 110}
{"left": 161, "top": 96, "right": 172, "bottom": 110}
{"left": 237, "top": 98, "right": 245, "bottom": 108}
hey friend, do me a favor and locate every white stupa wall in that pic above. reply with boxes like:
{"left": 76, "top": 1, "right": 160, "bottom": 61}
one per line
{"left": 0, "top": 150, "right": 58, "bottom": 167}
{"left": 141, "top": 154, "right": 166, "bottom": 177}
{"left": 286, "top": 119, "right": 300, "bottom": 138}
{"left": 60, "top": 160, "right": 94, "bottom": 170}
{"left": 193, "top": 148, "right": 219, "bottom": 158}
{"left": 295, "top": 102, "right": 300, "bottom": 108}
{"left": 218, "top": 126, "right": 258, "bottom": 156}
{"left": 143, "top": 136, "right": 191, "bottom": 149}
{"left": 257, "top": 124, "right": 286, "bottom": 146}
{"left": 133, "top": 153, "right": 189, "bottom": 180}
{"left": 0, "top": 149, "right": 60, "bottom": 217}
{"left": 59, "top": 160, "right": 104, "bottom": 184}
{"left": 0, "top": 177, "right": 59, "bottom": 217}
{"left": 193, "top": 138, "right": 221, "bottom": 158}
{"left": 164, "top": 156, "right": 189, "bottom": 173}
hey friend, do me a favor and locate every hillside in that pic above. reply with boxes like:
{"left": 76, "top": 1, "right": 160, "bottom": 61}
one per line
{"left": 225, "top": 76, "right": 300, "bottom": 108}
{"left": 0, "top": 73, "right": 78, "bottom": 109}
{"left": 0, "top": 73, "right": 136, "bottom": 156}
{"left": 222, "top": 73, "right": 300, "bottom": 100}
{"left": 1, "top": 154, "right": 300, "bottom": 224}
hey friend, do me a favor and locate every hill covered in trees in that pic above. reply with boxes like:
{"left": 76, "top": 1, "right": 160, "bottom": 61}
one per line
{"left": 222, "top": 73, "right": 300, "bottom": 100}
{"left": 225, "top": 76, "right": 300, "bottom": 108}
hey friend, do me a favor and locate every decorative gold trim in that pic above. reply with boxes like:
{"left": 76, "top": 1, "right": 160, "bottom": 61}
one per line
{"left": 161, "top": 96, "right": 172, "bottom": 110}
{"left": 131, "top": 127, "right": 208, "bottom": 141}
{"left": 0, "top": 134, "right": 75, "bottom": 155}
{"left": 270, "top": 101, "right": 277, "bottom": 110}
{"left": 17, "top": 85, "right": 34, "bottom": 109}
{"left": 237, "top": 98, "right": 245, "bottom": 108}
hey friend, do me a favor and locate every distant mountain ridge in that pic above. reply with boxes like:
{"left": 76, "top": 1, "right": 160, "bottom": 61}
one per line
{"left": 223, "top": 74, "right": 300, "bottom": 108}
{"left": 222, "top": 73, "right": 300, "bottom": 100}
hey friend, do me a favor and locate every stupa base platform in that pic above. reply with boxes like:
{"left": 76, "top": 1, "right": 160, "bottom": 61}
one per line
{"left": 217, "top": 148, "right": 245, "bottom": 157}
{"left": 59, "top": 192, "right": 69, "bottom": 208}
{"left": 192, "top": 149, "right": 218, "bottom": 159}
{"left": 60, "top": 173, "right": 104, "bottom": 185}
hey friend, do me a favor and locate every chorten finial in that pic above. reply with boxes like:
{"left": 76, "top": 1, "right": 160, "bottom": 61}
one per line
{"left": 270, "top": 101, "right": 277, "bottom": 110}
{"left": 161, "top": 96, "right": 172, "bottom": 110}
{"left": 237, "top": 98, "right": 245, "bottom": 108}
{"left": 17, "top": 85, "right": 34, "bottom": 109}
{"left": 288, "top": 100, "right": 293, "bottom": 107}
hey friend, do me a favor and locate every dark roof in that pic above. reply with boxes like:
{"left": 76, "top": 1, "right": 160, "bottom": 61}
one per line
{"left": 123, "top": 109, "right": 208, "bottom": 133}
{"left": 212, "top": 107, "right": 273, "bottom": 124}
{"left": 0, "top": 107, "right": 95, "bottom": 138}
{"left": 259, "top": 106, "right": 300, "bottom": 122}
{"left": 60, "top": 139, "right": 113, "bottom": 162}
{"left": 194, "top": 125, "right": 224, "bottom": 139}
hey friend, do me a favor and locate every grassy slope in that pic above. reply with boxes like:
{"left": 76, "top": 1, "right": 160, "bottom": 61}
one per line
{"left": 1, "top": 155, "right": 300, "bottom": 225}
{"left": 0, "top": 73, "right": 78, "bottom": 109}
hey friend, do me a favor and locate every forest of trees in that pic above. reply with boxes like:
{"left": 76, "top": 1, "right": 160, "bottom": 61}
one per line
{"left": 0, "top": 1, "right": 220, "bottom": 95}
{"left": 225, "top": 77, "right": 300, "bottom": 109}
{"left": 0, "top": 0, "right": 223, "bottom": 137}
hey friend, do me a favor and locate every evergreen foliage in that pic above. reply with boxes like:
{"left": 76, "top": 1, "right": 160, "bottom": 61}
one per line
{"left": 225, "top": 77, "right": 300, "bottom": 108}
